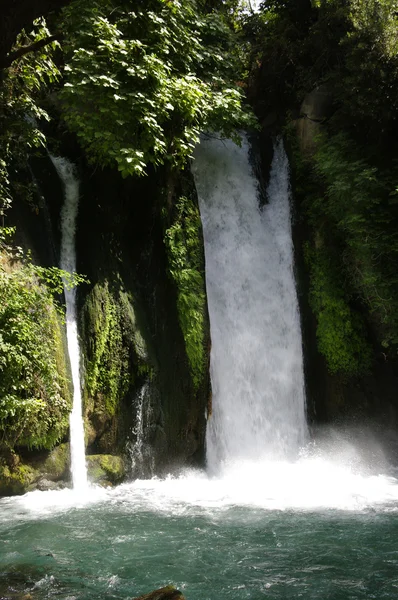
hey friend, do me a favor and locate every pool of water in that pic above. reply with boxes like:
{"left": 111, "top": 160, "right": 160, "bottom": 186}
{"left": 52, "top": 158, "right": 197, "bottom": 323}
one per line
{"left": 2, "top": 457, "right": 398, "bottom": 600}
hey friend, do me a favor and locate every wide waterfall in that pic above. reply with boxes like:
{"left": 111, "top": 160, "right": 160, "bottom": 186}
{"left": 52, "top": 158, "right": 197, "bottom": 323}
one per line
{"left": 192, "top": 136, "right": 308, "bottom": 470}
{"left": 50, "top": 155, "right": 88, "bottom": 491}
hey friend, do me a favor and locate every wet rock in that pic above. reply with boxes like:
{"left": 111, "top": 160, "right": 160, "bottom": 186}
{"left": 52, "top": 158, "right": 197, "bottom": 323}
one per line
{"left": 39, "top": 443, "right": 70, "bottom": 481}
{"left": 132, "top": 585, "right": 186, "bottom": 600}
{"left": 295, "top": 84, "right": 334, "bottom": 154}
{"left": 84, "top": 418, "right": 97, "bottom": 447}
{"left": 35, "top": 477, "right": 66, "bottom": 491}
{"left": 0, "top": 460, "right": 38, "bottom": 497}
{"left": 86, "top": 454, "right": 126, "bottom": 486}
{"left": 295, "top": 116, "right": 322, "bottom": 154}
{"left": 300, "top": 84, "right": 334, "bottom": 122}
{"left": 0, "top": 593, "right": 33, "bottom": 600}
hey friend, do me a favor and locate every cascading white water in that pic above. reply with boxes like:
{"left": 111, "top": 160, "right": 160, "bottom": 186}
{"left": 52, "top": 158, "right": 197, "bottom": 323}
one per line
{"left": 192, "top": 135, "right": 308, "bottom": 471}
{"left": 50, "top": 155, "right": 88, "bottom": 491}
{"left": 129, "top": 382, "right": 154, "bottom": 478}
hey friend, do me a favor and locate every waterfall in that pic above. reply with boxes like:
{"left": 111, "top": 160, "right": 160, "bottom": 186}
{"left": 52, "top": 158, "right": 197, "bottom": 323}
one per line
{"left": 50, "top": 155, "right": 88, "bottom": 491}
{"left": 129, "top": 381, "right": 154, "bottom": 478}
{"left": 192, "top": 136, "right": 308, "bottom": 472}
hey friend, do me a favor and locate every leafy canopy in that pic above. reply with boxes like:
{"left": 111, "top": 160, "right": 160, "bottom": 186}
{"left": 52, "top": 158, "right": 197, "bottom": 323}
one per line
{"left": 60, "top": 0, "right": 256, "bottom": 177}
{"left": 0, "top": 18, "right": 60, "bottom": 214}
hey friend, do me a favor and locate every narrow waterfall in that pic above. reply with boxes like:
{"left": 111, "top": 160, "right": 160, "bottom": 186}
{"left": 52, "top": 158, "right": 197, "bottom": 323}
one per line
{"left": 192, "top": 136, "right": 308, "bottom": 471}
{"left": 129, "top": 381, "right": 154, "bottom": 478}
{"left": 50, "top": 155, "right": 88, "bottom": 491}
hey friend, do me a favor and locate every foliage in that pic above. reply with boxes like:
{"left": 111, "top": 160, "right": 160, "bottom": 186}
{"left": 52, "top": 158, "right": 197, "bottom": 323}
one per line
{"left": 248, "top": 0, "right": 398, "bottom": 144}
{"left": 60, "top": 0, "right": 257, "bottom": 177}
{"left": 305, "top": 243, "right": 372, "bottom": 375}
{"left": 0, "top": 228, "right": 88, "bottom": 452}
{"left": 244, "top": 0, "right": 316, "bottom": 112}
{"left": 312, "top": 133, "right": 398, "bottom": 350}
{"left": 0, "top": 18, "right": 60, "bottom": 215}
{"left": 164, "top": 195, "right": 207, "bottom": 388}
{"left": 0, "top": 251, "right": 71, "bottom": 451}
{"left": 254, "top": 1, "right": 398, "bottom": 369}
{"left": 289, "top": 124, "right": 398, "bottom": 371}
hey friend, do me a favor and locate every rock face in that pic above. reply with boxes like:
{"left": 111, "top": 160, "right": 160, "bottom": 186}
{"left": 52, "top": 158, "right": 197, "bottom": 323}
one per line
{"left": 38, "top": 443, "right": 70, "bottom": 480}
{"left": 288, "top": 99, "right": 398, "bottom": 434}
{"left": 76, "top": 160, "right": 210, "bottom": 476}
{"left": 295, "top": 85, "right": 334, "bottom": 153}
{"left": 0, "top": 136, "right": 210, "bottom": 496}
{"left": 0, "top": 443, "right": 72, "bottom": 497}
{"left": 300, "top": 85, "right": 334, "bottom": 122}
{"left": 132, "top": 586, "right": 186, "bottom": 600}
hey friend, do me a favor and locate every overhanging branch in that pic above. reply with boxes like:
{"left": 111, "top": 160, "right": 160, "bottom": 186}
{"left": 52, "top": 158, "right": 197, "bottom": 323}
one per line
{"left": 1, "top": 34, "right": 61, "bottom": 69}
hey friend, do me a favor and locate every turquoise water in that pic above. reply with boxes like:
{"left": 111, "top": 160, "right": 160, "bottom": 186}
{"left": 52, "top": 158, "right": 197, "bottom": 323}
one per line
{"left": 1, "top": 463, "right": 398, "bottom": 600}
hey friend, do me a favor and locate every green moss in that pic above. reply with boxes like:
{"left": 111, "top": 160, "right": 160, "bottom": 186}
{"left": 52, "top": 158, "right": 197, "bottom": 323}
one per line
{"left": 164, "top": 195, "right": 207, "bottom": 389}
{"left": 81, "top": 282, "right": 131, "bottom": 417}
{"left": 312, "top": 133, "right": 398, "bottom": 350}
{"left": 305, "top": 244, "right": 372, "bottom": 376}
{"left": 119, "top": 291, "right": 149, "bottom": 362}
{"left": 86, "top": 454, "right": 125, "bottom": 485}
{"left": 81, "top": 281, "right": 153, "bottom": 422}
{"left": 288, "top": 127, "right": 397, "bottom": 375}
{"left": 0, "top": 459, "right": 38, "bottom": 496}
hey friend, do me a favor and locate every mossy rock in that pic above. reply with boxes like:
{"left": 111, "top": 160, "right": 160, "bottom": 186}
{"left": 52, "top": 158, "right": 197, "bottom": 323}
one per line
{"left": 0, "top": 460, "right": 38, "bottom": 497}
{"left": 81, "top": 281, "right": 139, "bottom": 420}
{"left": 39, "top": 443, "right": 70, "bottom": 481}
{"left": 86, "top": 454, "right": 126, "bottom": 486}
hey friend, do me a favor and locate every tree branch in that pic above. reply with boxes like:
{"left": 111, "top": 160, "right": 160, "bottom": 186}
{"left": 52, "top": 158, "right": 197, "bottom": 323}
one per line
{"left": 1, "top": 34, "right": 61, "bottom": 69}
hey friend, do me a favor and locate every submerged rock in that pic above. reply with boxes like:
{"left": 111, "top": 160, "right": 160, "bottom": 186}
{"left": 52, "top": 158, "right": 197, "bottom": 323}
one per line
{"left": 132, "top": 585, "right": 186, "bottom": 600}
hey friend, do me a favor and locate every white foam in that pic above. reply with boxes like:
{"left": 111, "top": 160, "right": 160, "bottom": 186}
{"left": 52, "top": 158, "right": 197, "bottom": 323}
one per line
{"left": 111, "top": 450, "right": 398, "bottom": 513}
{"left": 0, "top": 484, "right": 108, "bottom": 523}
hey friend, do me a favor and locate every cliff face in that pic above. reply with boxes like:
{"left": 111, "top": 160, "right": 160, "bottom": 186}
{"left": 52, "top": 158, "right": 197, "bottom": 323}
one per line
{"left": 77, "top": 159, "right": 210, "bottom": 476}
{"left": 288, "top": 88, "right": 398, "bottom": 430}
{"left": 0, "top": 146, "right": 210, "bottom": 495}
{"left": 4, "top": 0, "right": 398, "bottom": 496}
